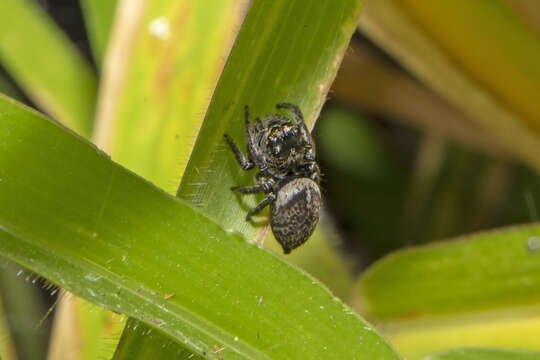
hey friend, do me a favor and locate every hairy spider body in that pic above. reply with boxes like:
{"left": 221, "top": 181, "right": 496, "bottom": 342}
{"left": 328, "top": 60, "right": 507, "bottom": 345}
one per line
{"left": 224, "top": 103, "right": 321, "bottom": 254}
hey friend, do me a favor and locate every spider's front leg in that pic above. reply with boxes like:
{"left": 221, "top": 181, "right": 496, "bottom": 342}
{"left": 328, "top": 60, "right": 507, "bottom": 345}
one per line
{"left": 276, "top": 103, "right": 304, "bottom": 125}
{"left": 224, "top": 134, "right": 254, "bottom": 170}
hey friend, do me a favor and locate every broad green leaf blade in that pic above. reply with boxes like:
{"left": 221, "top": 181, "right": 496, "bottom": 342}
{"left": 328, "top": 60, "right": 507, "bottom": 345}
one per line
{"left": 356, "top": 224, "right": 540, "bottom": 359}
{"left": 177, "top": 0, "right": 364, "bottom": 239}
{"left": 0, "top": 95, "right": 400, "bottom": 359}
{"left": 424, "top": 348, "right": 540, "bottom": 360}
{"left": 0, "top": 0, "right": 97, "bottom": 137}
{"left": 94, "top": 0, "right": 244, "bottom": 194}
{"left": 358, "top": 224, "right": 540, "bottom": 318}
{"left": 80, "top": 0, "right": 118, "bottom": 68}
{"left": 359, "top": 0, "right": 540, "bottom": 173}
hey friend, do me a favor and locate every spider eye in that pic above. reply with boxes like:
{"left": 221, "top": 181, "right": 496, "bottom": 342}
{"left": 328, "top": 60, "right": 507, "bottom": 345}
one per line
{"left": 272, "top": 145, "right": 281, "bottom": 155}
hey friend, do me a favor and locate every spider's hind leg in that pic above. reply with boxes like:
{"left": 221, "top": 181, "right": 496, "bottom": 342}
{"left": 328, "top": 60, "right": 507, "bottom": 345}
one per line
{"left": 246, "top": 193, "right": 275, "bottom": 220}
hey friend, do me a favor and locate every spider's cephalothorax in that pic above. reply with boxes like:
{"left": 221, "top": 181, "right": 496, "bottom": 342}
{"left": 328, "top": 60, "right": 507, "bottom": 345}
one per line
{"left": 224, "top": 103, "right": 321, "bottom": 254}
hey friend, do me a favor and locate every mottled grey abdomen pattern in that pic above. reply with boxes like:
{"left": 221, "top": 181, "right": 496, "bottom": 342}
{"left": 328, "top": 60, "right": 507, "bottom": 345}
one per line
{"left": 270, "top": 178, "right": 322, "bottom": 253}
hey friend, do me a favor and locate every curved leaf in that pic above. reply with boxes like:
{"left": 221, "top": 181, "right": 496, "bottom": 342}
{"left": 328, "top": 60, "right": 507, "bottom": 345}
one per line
{"left": 0, "top": 0, "right": 97, "bottom": 136}
{"left": 80, "top": 0, "right": 118, "bottom": 68}
{"left": 93, "top": 0, "right": 244, "bottom": 194}
{"left": 359, "top": 224, "right": 540, "bottom": 317}
{"left": 0, "top": 95, "right": 400, "bottom": 359}
{"left": 177, "top": 0, "right": 364, "bottom": 239}
{"left": 356, "top": 223, "right": 540, "bottom": 359}
{"left": 359, "top": 0, "right": 540, "bottom": 173}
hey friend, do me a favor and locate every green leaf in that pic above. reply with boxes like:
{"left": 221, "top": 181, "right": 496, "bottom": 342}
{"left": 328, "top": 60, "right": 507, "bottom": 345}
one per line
{"left": 0, "top": 95, "right": 400, "bottom": 359}
{"left": 177, "top": 0, "right": 364, "bottom": 240}
{"left": 115, "top": 0, "right": 367, "bottom": 356}
{"left": 93, "top": 0, "right": 244, "bottom": 194}
{"left": 356, "top": 224, "right": 540, "bottom": 358}
{"left": 331, "top": 41, "right": 505, "bottom": 157}
{"left": 264, "top": 226, "right": 354, "bottom": 300}
{"left": 359, "top": 224, "right": 540, "bottom": 318}
{"left": 80, "top": 0, "right": 118, "bottom": 68}
{"left": 97, "top": 1, "right": 248, "bottom": 356}
{"left": 424, "top": 348, "right": 540, "bottom": 360}
{"left": 359, "top": 0, "right": 540, "bottom": 173}
{"left": 0, "top": 0, "right": 97, "bottom": 137}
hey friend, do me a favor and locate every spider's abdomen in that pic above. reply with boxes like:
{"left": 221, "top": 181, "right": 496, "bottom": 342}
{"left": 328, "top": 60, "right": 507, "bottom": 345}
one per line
{"left": 270, "top": 178, "right": 321, "bottom": 254}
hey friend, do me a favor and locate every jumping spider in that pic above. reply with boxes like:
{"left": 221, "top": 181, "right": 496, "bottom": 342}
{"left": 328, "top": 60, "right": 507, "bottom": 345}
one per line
{"left": 224, "top": 103, "right": 321, "bottom": 254}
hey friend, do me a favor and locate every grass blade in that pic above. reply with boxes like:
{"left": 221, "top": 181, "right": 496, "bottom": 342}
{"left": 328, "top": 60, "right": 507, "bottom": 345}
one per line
{"left": 0, "top": 0, "right": 97, "bottom": 136}
{"left": 80, "top": 0, "right": 118, "bottom": 68}
{"left": 0, "top": 94, "right": 400, "bottom": 359}
{"left": 358, "top": 224, "right": 540, "bottom": 318}
{"left": 359, "top": 0, "right": 540, "bottom": 173}
{"left": 93, "top": 0, "right": 245, "bottom": 194}
{"left": 177, "top": 0, "right": 364, "bottom": 239}
{"left": 117, "top": 0, "right": 368, "bottom": 357}
{"left": 98, "top": 1, "right": 247, "bottom": 357}
{"left": 356, "top": 224, "right": 540, "bottom": 358}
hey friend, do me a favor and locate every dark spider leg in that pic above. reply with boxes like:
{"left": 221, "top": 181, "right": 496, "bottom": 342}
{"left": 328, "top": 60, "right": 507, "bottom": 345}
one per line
{"left": 255, "top": 116, "right": 264, "bottom": 130}
{"left": 233, "top": 175, "right": 274, "bottom": 193}
{"left": 245, "top": 105, "right": 256, "bottom": 139}
{"left": 276, "top": 103, "right": 304, "bottom": 125}
{"left": 246, "top": 193, "right": 275, "bottom": 220}
{"left": 245, "top": 106, "right": 267, "bottom": 168}
{"left": 224, "top": 134, "right": 254, "bottom": 170}
{"left": 245, "top": 106, "right": 261, "bottom": 161}
{"left": 231, "top": 183, "right": 271, "bottom": 194}
{"left": 266, "top": 114, "right": 291, "bottom": 127}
